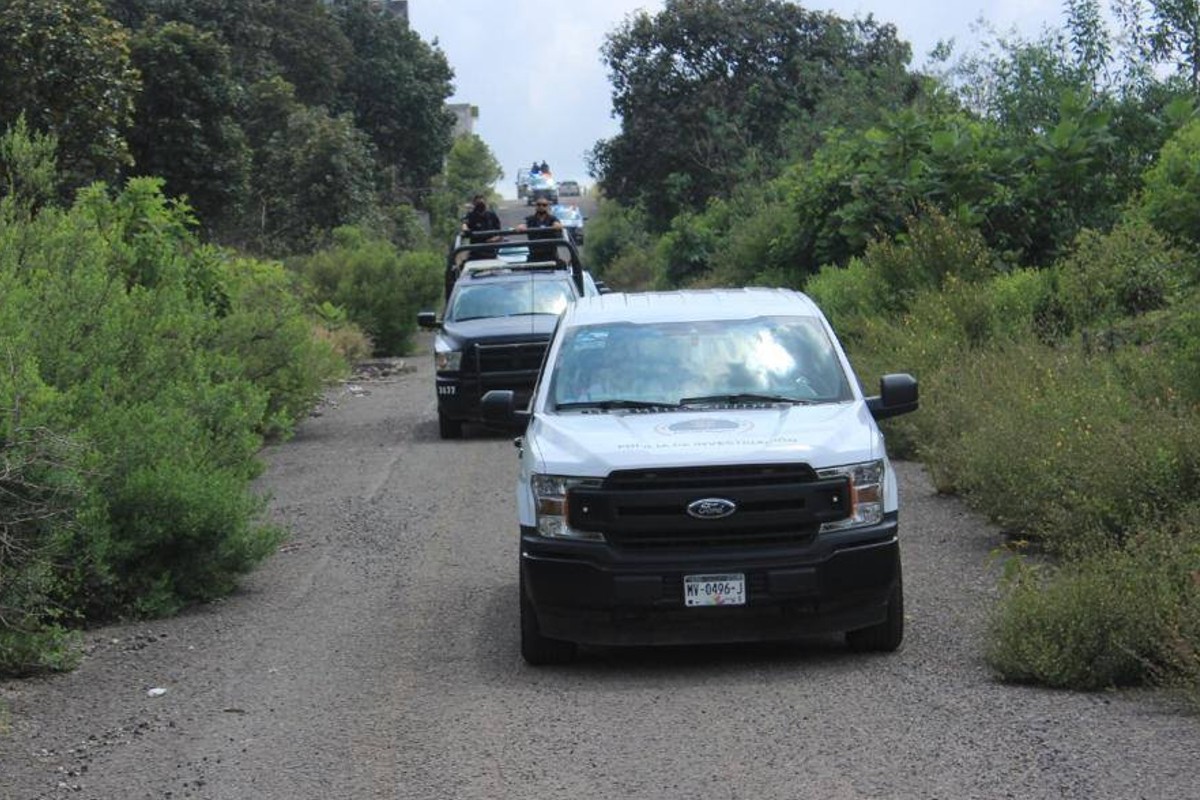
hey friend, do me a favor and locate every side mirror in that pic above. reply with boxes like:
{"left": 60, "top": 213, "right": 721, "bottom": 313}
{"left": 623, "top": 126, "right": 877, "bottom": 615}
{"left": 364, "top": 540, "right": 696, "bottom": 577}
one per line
{"left": 417, "top": 311, "right": 440, "bottom": 329}
{"left": 866, "top": 373, "right": 918, "bottom": 420}
{"left": 481, "top": 390, "right": 530, "bottom": 427}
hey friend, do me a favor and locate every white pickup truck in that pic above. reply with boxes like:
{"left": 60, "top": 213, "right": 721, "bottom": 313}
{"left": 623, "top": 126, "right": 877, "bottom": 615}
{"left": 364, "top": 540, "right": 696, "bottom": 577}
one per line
{"left": 482, "top": 288, "right": 919, "bottom": 664}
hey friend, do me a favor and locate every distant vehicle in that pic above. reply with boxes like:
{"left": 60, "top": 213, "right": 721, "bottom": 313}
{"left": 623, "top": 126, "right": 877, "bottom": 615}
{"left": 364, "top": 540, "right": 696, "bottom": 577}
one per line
{"left": 526, "top": 172, "right": 558, "bottom": 205}
{"left": 516, "top": 167, "right": 531, "bottom": 199}
{"left": 558, "top": 180, "right": 581, "bottom": 197}
{"left": 552, "top": 203, "right": 585, "bottom": 246}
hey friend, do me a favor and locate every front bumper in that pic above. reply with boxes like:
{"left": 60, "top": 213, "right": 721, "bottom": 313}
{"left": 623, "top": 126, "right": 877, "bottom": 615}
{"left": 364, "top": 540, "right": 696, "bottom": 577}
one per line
{"left": 436, "top": 375, "right": 536, "bottom": 425}
{"left": 520, "top": 516, "right": 901, "bottom": 646}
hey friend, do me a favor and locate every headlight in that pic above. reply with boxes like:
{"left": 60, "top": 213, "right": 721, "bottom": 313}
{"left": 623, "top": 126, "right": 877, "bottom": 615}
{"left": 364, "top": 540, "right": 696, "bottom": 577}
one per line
{"left": 435, "top": 350, "right": 462, "bottom": 371}
{"left": 531, "top": 474, "right": 605, "bottom": 542}
{"left": 817, "top": 460, "right": 884, "bottom": 532}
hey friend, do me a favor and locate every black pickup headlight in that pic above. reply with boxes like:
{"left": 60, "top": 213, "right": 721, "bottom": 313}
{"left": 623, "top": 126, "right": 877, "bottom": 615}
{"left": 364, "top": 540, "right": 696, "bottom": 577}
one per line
{"left": 435, "top": 349, "right": 462, "bottom": 371}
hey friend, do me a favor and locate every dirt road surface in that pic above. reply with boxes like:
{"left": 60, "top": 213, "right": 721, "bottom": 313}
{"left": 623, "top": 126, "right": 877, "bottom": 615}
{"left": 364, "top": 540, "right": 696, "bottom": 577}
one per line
{"left": 2, "top": 348, "right": 1198, "bottom": 800}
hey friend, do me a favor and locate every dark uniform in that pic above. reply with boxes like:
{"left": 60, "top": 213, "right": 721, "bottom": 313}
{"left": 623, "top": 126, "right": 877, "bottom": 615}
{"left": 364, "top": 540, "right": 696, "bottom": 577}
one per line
{"left": 463, "top": 205, "right": 502, "bottom": 245}
{"left": 524, "top": 210, "right": 561, "bottom": 263}
{"left": 447, "top": 202, "right": 504, "bottom": 298}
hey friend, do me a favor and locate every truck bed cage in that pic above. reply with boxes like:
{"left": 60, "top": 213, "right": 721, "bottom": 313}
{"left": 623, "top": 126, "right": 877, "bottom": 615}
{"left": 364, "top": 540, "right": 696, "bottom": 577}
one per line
{"left": 447, "top": 228, "right": 585, "bottom": 298}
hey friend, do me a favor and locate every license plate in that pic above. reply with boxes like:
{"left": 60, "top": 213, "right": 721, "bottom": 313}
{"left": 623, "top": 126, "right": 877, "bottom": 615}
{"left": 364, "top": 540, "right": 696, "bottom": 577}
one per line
{"left": 684, "top": 574, "right": 746, "bottom": 607}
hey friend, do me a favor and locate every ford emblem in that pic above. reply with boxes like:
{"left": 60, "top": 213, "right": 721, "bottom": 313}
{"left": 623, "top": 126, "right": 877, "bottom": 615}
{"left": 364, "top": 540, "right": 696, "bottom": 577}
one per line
{"left": 686, "top": 498, "right": 738, "bottom": 520}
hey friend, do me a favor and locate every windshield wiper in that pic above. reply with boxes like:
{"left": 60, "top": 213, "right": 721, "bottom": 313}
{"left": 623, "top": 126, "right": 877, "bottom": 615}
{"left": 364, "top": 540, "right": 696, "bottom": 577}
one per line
{"left": 556, "top": 399, "right": 682, "bottom": 411}
{"left": 679, "top": 393, "right": 812, "bottom": 406}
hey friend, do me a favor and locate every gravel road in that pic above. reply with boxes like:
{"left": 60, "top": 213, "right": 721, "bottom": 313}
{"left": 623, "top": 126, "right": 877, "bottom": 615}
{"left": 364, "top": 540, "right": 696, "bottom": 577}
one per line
{"left": 2, "top": 349, "right": 1197, "bottom": 800}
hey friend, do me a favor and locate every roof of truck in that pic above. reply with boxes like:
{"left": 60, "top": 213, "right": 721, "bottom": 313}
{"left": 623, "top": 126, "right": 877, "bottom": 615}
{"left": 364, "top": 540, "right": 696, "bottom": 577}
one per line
{"left": 563, "top": 288, "right": 825, "bottom": 326}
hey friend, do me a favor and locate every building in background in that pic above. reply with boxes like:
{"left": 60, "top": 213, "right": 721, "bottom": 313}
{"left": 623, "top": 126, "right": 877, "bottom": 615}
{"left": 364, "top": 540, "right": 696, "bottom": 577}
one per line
{"left": 377, "top": 1, "right": 408, "bottom": 22}
{"left": 448, "top": 103, "right": 478, "bottom": 138}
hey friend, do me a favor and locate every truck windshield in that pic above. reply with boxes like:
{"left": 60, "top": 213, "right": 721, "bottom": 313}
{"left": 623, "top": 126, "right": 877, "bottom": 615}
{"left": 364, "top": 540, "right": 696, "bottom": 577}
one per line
{"left": 549, "top": 317, "right": 852, "bottom": 410}
{"left": 448, "top": 280, "right": 573, "bottom": 321}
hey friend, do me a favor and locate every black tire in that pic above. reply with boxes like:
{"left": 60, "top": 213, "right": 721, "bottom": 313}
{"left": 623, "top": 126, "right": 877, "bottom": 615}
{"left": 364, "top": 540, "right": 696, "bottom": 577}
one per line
{"left": 438, "top": 411, "right": 463, "bottom": 440}
{"left": 520, "top": 570, "right": 576, "bottom": 666}
{"left": 846, "top": 567, "right": 904, "bottom": 653}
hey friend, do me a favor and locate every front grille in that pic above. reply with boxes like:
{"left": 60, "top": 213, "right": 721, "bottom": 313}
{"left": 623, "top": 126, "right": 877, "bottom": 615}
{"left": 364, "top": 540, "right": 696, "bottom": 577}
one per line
{"left": 474, "top": 341, "right": 548, "bottom": 375}
{"left": 567, "top": 464, "right": 850, "bottom": 550}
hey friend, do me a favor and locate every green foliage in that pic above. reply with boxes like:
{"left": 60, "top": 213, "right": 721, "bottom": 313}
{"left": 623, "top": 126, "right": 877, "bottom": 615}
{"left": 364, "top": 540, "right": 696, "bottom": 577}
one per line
{"left": 802, "top": 257, "right": 883, "bottom": 332}
{"left": 657, "top": 204, "right": 728, "bottom": 287}
{"left": 1056, "top": 219, "right": 1188, "bottom": 330}
{"left": 858, "top": 209, "right": 999, "bottom": 313}
{"left": 1139, "top": 118, "right": 1200, "bottom": 248}
{"left": 2, "top": 0, "right": 471, "bottom": 254}
{"left": 0, "top": 115, "right": 60, "bottom": 215}
{"left": 104, "top": 456, "right": 283, "bottom": 615}
{"left": 0, "top": 0, "right": 139, "bottom": 190}
{"left": 917, "top": 338, "right": 1200, "bottom": 553}
{"left": 209, "top": 253, "right": 348, "bottom": 438}
{"left": 444, "top": 133, "right": 503, "bottom": 202}
{"left": 0, "top": 147, "right": 345, "bottom": 671}
{"left": 703, "top": 195, "right": 802, "bottom": 288}
{"left": 0, "top": 361, "right": 85, "bottom": 675}
{"left": 1147, "top": 0, "right": 1200, "bottom": 93}
{"left": 592, "top": 0, "right": 917, "bottom": 228}
{"left": 580, "top": 196, "right": 655, "bottom": 276}
{"left": 333, "top": 0, "right": 455, "bottom": 199}
{"left": 127, "top": 20, "right": 251, "bottom": 232}
{"left": 243, "top": 96, "right": 380, "bottom": 255}
{"left": 288, "top": 228, "right": 443, "bottom": 356}
{"left": 603, "top": 246, "right": 664, "bottom": 293}
{"left": 988, "top": 524, "right": 1200, "bottom": 691}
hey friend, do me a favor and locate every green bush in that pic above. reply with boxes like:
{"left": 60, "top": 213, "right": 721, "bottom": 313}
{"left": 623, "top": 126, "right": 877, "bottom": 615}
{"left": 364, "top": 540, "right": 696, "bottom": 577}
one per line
{"left": 803, "top": 257, "right": 884, "bottom": 346}
{"left": 0, "top": 170, "right": 337, "bottom": 671}
{"left": 1056, "top": 220, "right": 1187, "bottom": 329}
{"left": 602, "top": 244, "right": 663, "bottom": 292}
{"left": 288, "top": 227, "right": 442, "bottom": 356}
{"left": 657, "top": 208, "right": 724, "bottom": 287}
{"left": 1139, "top": 119, "right": 1200, "bottom": 249}
{"left": 579, "top": 196, "right": 655, "bottom": 275}
{"left": 988, "top": 523, "right": 1200, "bottom": 692}
{"left": 859, "top": 208, "right": 1000, "bottom": 313}
{"left": 105, "top": 459, "right": 283, "bottom": 616}
{"left": 211, "top": 254, "right": 347, "bottom": 438}
{"left": 913, "top": 338, "right": 1200, "bottom": 553}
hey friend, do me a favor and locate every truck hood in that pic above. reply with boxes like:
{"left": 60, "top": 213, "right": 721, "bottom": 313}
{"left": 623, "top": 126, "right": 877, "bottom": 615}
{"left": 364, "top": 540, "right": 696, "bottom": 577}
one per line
{"left": 442, "top": 314, "right": 558, "bottom": 342}
{"left": 528, "top": 403, "right": 881, "bottom": 474}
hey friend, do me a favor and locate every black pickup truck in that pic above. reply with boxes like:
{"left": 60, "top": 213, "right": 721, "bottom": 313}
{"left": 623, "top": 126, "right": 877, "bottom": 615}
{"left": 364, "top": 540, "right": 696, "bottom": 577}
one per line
{"left": 419, "top": 229, "right": 599, "bottom": 439}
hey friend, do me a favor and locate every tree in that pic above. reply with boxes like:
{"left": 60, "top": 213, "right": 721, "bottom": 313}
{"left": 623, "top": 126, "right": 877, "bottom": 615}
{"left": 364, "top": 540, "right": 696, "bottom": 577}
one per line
{"left": 0, "top": 115, "right": 60, "bottom": 217}
{"left": 590, "top": 0, "right": 916, "bottom": 229}
{"left": 331, "top": 0, "right": 455, "bottom": 203}
{"left": 445, "top": 134, "right": 504, "bottom": 201}
{"left": 1148, "top": 0, "right": 1200, "bottom": 93}
{"left": 0, "top": 0, "right": 139, "bottom": 190}
{"left": 127, "top": 21, "right": 251, "bottom": 233}
{"left": 142, "top": 0, "right": 353, "bottom": 108}
{"left": 240, "top": 79, "right": 380, "bottom": 255}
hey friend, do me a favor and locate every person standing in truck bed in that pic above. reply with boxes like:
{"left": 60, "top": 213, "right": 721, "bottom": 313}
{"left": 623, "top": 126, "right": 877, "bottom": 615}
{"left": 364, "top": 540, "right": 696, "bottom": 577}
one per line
{"left": 517, "top": 200, "right": 562, "bottom": 262}
{"left": 461, "top": 195, "right": 502, "bottom": 259}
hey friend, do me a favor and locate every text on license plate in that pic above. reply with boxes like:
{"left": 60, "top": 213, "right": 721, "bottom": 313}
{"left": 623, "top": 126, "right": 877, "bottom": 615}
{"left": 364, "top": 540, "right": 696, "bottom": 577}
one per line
{"left": 684, "top": 574, "right": 746, "bottom": 607}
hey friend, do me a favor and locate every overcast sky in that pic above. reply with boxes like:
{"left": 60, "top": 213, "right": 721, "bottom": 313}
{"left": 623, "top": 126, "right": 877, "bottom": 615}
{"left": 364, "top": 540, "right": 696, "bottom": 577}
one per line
{"left": 409, "top": 1, "right": 1073, "bottom": 199}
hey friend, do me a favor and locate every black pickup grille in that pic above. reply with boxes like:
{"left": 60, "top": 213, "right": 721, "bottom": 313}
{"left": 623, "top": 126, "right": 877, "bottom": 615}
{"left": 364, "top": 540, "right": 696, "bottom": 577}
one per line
{"left": 474, "top": 341, "right": 549, "bottom": 375}
{"left": 566, "top": 464, "right": 850, "bottom": 550}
